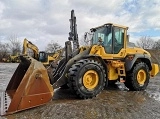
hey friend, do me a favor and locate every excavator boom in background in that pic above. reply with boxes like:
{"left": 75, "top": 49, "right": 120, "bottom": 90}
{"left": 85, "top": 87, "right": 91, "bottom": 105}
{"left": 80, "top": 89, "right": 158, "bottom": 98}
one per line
{"left": 0, "top": 10, "right": 159, "bottom": 115}
{"left": 22, "top": 38, "right": 39, "bottom": 59}
{"left": 22, "top": 38, "right": 64, "bottom": 66}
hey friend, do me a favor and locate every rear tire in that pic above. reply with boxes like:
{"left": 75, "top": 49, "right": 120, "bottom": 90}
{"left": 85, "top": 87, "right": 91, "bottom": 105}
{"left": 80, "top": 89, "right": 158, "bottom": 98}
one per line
{"left": 68, "top": 59, "right": 106, "bottom": 99}
{"left": 124, "top": 62, "right": 150, "bottom": 91}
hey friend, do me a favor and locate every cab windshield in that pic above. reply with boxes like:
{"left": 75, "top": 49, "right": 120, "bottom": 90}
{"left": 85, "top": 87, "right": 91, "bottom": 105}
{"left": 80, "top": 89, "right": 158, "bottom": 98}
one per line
{"left": 92, "top": 25, "right": 112, "bottom": 45}
{"left": 92, "top": 24, "right": 125, "bottom": 54}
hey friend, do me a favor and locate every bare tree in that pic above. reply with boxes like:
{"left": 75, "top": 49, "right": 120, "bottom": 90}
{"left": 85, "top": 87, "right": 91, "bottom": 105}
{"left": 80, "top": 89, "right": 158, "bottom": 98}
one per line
{"left": 152, "top": 39, "right": 160, "bottom": 50}
{"left": 0, "top": 42, "right": 9, "bottom": 61}
{"left": 8, "top": 34, "right": 21, "bottom": 55}
{"left": 45, "top": 40, "right": 62, "bottom": 53}
{"left": 136, "top": 36, "right": 155, "bottom": 49}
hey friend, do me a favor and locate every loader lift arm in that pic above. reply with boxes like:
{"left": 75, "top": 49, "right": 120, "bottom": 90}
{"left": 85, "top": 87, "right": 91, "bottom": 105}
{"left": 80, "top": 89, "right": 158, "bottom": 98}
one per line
{"left": 68, "top": 10, "right": 79, "bottom": 52}
{"left": 48, "top": 10, "right": 80, "bottom": 86}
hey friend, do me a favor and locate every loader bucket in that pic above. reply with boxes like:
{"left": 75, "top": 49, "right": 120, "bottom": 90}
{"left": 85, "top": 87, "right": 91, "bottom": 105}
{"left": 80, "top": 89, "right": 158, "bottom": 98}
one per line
{"left": 0, "top": 55, "right": 53, "bottom": 115}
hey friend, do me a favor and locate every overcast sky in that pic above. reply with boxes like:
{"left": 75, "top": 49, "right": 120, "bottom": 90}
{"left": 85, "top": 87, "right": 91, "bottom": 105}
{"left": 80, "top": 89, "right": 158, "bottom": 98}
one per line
{"left": 0, "top": 0, "right": 160, "bottom": 50}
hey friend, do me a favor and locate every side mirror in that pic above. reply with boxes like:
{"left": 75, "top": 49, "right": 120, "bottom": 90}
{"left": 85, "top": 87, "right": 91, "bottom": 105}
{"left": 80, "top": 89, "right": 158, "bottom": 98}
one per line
{"left": 83, "top": 32, "right": 93, "bottom": 45}
{"left": 84, "top": 32, "right": 87, "bottom": 40}
{"left": 127, "top": 35, "right": 130, "bottom": 42}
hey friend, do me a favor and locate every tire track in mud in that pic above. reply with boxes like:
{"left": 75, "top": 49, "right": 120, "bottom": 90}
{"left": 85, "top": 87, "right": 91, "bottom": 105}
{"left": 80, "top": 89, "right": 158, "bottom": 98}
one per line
{"left": 6, "top": 90, "right": 160, "bottom": 119}
{"left": 0, "top": 63, "right": 160, "bottom": 119}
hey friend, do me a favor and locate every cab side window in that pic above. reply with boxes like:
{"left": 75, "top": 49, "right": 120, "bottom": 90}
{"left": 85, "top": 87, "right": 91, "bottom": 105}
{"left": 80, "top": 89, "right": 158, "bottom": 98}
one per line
{"left": 114, "top": 27, "right": 124, "bottom": 54}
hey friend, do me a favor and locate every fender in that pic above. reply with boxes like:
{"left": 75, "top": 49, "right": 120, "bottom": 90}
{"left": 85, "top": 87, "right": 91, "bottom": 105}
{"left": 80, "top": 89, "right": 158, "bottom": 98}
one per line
{"left": 83, "top": 55, "right": 108, "bottom": 86}
{"left": 125, "top": 54, "right": 152, "bottom": 71}
{"left": 52, "top": 48, "right": 91, "bottom": 89}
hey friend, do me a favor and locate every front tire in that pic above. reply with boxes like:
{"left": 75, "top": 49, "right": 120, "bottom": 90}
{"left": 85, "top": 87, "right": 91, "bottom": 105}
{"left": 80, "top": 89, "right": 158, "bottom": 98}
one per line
{"left": 68, "top": 59, "right": 106, "bottom": 99}
{"left": 124, "top": 62, "right": 150, "bottom": 91}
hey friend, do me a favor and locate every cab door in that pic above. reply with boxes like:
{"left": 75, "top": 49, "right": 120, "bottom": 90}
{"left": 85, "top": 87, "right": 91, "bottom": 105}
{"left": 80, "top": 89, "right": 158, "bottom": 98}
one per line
{"left": 102, "top": 26, "right": 126, "bottom": 59}
{"left": 112, "top": 27, "right": 125, "bottom": 56}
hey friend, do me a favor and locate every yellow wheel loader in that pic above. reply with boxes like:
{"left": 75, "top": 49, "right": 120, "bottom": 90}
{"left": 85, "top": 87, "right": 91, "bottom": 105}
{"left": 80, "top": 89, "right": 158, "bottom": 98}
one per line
{"left": 9, "top": 54, "right": 20, "bottom": 63}
{"left": 0, "top": 10, "right": 159, "bottom": 115}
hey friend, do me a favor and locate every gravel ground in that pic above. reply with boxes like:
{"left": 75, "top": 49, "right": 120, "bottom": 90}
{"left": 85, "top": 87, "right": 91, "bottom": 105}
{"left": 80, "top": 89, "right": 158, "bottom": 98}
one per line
{"left": 0, "top": 63, "right": 160, "bottom": 119}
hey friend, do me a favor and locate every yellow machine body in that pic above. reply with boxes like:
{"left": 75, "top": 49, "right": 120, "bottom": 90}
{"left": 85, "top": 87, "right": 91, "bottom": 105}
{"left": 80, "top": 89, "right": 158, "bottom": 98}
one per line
{"left": 0, "top": 10, "right": 159, "bottom": 116}
{"left": 89, "top": 45, "right": 159, "bottom": 81}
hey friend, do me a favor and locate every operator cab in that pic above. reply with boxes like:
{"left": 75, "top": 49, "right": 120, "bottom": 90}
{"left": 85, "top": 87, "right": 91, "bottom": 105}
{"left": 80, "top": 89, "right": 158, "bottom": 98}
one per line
{"left": 39, "top": 51, "right": 48, "bottom": 62}
{"left": 91, "top": 23, "right": 128, "bottom": 54}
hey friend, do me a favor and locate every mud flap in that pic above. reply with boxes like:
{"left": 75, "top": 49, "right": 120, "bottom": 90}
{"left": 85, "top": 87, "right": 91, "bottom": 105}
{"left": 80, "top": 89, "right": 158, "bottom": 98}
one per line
{"left": 0, "top": 56, "right": 53, "bottom": 115}
{"left": 150, "top": 63, "right": 159, "bottom": 77}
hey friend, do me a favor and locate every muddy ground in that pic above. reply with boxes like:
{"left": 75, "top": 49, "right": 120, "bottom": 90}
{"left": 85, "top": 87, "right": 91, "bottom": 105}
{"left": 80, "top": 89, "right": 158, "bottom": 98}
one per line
{"left": 0, "top": 63, "right": 160, "bottom": 119}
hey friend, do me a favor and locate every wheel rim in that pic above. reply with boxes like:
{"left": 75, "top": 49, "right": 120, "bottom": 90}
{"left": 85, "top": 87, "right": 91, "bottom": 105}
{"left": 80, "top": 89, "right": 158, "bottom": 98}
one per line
{"left": 137, "top": 69, "right": 146, "bottom": 85}
{"left": 83, "top": 70, "right": 99, "bottom": 90}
